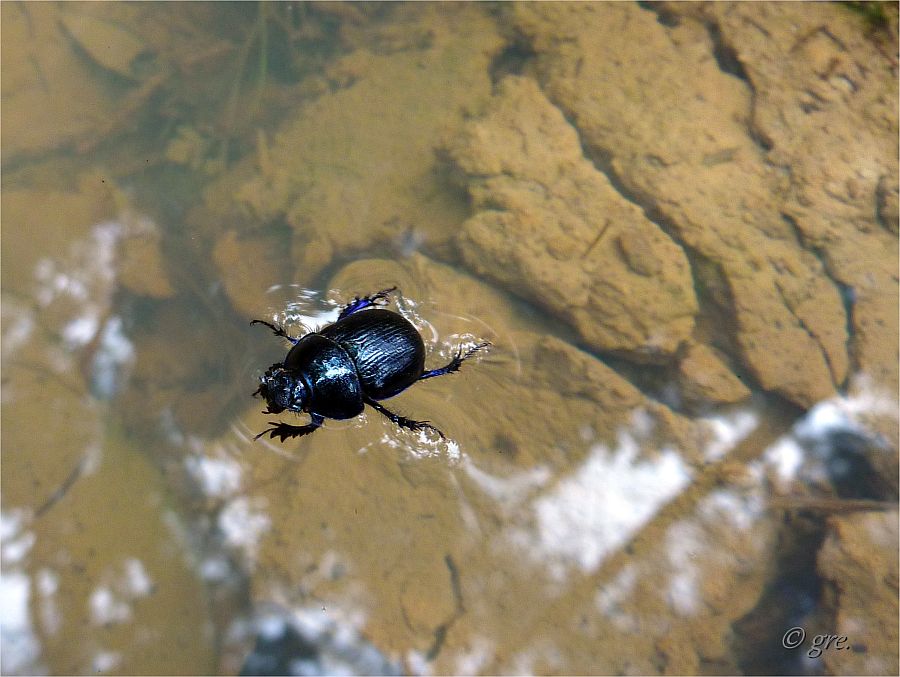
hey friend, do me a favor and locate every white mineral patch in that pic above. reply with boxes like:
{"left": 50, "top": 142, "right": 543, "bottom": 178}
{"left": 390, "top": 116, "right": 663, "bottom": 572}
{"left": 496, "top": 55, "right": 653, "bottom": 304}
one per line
{"left": 218, "top": 497, "right": 271, "bottom": 563}
{"left": 199, "top": 556, "right": 232, "bottom": 582}
{"left": 0, "top": 514, "right": 41, "bottom": 672}
{"left": 764, "top": 437, "right": 805, "bottom": 487}
{"left": 33, "top": 220, "right": 121, "bottom": 311}
{"left": 91, "top": 651, "right": 121, "bottom": 673}
{"left": 29, "top": 218, "right": 146, "bottom": 399}
{"left": 1, "top": 512, "right": 35, "bottom": 564}
{"left": 665, "top": 520, "right": 704, "bottom": 616}
{"left": 795, "top": 381, "right": 898, "bottom": 441}
{"left": 122, "top": 558, "right": 153, "bottom": 597}
{"left": 184, "top": 445, "right": 243, "bottom": 498}
{"left": 701, "top": 408, "right": 759, "bottom": 462}
{"left": 514, "top": 431, "right": 691, "bottom": 579}
{"left": 1, "top": 303, "right": 35, "bottom": 361}
{"left": 91, "top": 315, "right": 135, "bottom": 398}
{"left": 406, "top": 649, "right": 432, "bottom": 676}
{"left": 62, "top": 314, "right": 100, "bottom": 347}
{"left": 36, "top": 568, "right": 61, "bottom": 636}
{"left": 89, "top": 585, "right": 131, "bottom": 626}
{"left": 277, "top": 604, "right": 397, "bottom": 676}
{"left": 700, "top": 488, "right": 764, "bottom": 533}
{"left": 462, "top": 458, "right": 550, "bottom": 506}
{"left": 0, "top": 571, "right": 41, "bottom": 675}
{"left": 762, "top": 382, "right": 897, "bottom": 488}
{"left": 594, "top": 564, "right": 639, "bottom": 631}
{"left": 452, "top": 636, "right": 494, "bottom": 676}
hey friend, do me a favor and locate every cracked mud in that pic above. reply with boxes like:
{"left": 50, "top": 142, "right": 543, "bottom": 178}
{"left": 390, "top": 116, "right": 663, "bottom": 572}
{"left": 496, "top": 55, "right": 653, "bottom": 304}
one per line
{"left": 2, "top": 2, "right": 897, "bottom": 675}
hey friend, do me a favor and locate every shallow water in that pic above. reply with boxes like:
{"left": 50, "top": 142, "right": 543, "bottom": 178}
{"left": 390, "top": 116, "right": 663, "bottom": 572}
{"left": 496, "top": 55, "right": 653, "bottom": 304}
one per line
{"left": 2, "top": 3, "right": 898, "bottom": 675}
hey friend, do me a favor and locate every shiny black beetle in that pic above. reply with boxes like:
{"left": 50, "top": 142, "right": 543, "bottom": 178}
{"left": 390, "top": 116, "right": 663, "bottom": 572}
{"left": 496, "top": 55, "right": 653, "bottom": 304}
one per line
{"left": 251, "top": 287, "right": 489, "bottom": 442}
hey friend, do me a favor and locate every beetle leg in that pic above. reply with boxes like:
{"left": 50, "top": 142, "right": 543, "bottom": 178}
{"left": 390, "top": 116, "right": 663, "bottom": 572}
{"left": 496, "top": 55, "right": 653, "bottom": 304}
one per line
{"left": 364, "top": 396, "right": 445, "bottom": 439}
{"left": 255, "top": 414, "right": 323, "bottom": 442}
{"left": 250, "top": 319, "right": 300, "bottom": 345}
{"left": 338, "top": 286, "right": 398, "bottom": 320}
{"left": 419, "top": 341, "right": 491, "bottom": 380}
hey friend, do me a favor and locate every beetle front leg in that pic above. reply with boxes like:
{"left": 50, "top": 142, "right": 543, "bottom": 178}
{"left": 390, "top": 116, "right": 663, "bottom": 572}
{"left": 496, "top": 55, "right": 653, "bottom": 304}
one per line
{"left": 250, "top": 319, "right": 300, "bottom": 345}
{"left": 338, "top": 286, "right": 398, "bottom": 320}
{"left": 364, "top": 397, "right": 445, "bottom": 439}
{"left": 255, "top": 414, "right": 324, "bottom": 442}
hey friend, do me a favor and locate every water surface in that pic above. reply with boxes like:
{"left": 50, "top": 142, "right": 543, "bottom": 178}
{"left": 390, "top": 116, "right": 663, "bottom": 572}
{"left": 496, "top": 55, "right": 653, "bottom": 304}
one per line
{"left": 2, "top": 3, "right": 897, "bottom": 675}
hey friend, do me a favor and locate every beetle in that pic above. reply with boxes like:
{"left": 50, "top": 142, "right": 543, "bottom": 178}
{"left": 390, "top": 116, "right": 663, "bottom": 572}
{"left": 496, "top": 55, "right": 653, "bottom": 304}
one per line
{"left": 251, "top": 287, "right": 490, "bottom": 442}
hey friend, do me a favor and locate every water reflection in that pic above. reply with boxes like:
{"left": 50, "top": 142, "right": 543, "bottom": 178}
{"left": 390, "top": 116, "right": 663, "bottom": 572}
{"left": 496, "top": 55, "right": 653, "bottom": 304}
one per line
{"left": 1, "top": 511, "right": 42, "bottom": 675}
{"left": 2, "top": 1, "right": 898, "bottom": 675}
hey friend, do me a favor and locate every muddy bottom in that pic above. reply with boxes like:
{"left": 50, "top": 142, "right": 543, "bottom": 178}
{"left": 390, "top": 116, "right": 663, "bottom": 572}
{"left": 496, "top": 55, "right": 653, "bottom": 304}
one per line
{"left": 2, "top": 2, "right": 897, "bottom": 675}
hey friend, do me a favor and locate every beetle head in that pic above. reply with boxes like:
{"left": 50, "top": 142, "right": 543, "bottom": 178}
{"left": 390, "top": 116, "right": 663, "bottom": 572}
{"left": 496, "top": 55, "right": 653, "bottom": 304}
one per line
{"left": 254, "top": 364, "right": 307, "bottom": 414}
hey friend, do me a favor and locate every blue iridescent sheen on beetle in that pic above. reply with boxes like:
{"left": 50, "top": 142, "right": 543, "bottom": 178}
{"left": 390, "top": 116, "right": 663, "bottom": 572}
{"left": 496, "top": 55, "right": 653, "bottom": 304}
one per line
{"left": 251, "top": 287, "right": 490, "bottom": 442}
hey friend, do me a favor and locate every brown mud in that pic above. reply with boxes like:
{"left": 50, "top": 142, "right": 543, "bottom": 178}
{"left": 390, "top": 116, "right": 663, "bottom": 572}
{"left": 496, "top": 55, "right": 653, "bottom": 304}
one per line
{"left": 2, "top": 3, "right": 897, "bottom": 675}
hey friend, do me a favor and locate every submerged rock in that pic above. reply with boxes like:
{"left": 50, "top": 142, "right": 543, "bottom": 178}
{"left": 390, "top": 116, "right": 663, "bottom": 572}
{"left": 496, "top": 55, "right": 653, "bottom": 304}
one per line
{"left": 228, "top": 3, "right": 504, "bottom": 285}
{"left": 445, "top": 76, "right": 698, "bottom": 361}
{"left": 2, "top": 299, "right": 216, "bottom": 674}
{"left": 511, "top": 2, "right": 860, "bottom": 408}
{"left": 212, "top": 229, "right": 291, "bottom": 319}
{"left": 818, "top": 510, "right": 899, "bottom": 676}
{"left": 227, "top": 251, "right": 806, "bottom": 675}
{"left": 235, "top": 253, "right": 716, "bottom": 666}
{"left": 1, "top": 4, "right": 121, "bottom": 159}
{"left": 117, "top": 220, "right": 176, "bottom": 300}
{"left": 691, "top": 1, "right": 899, "bottom": 410}
{"left": 677, "top": 342, "right": 751, "bottom": 406}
